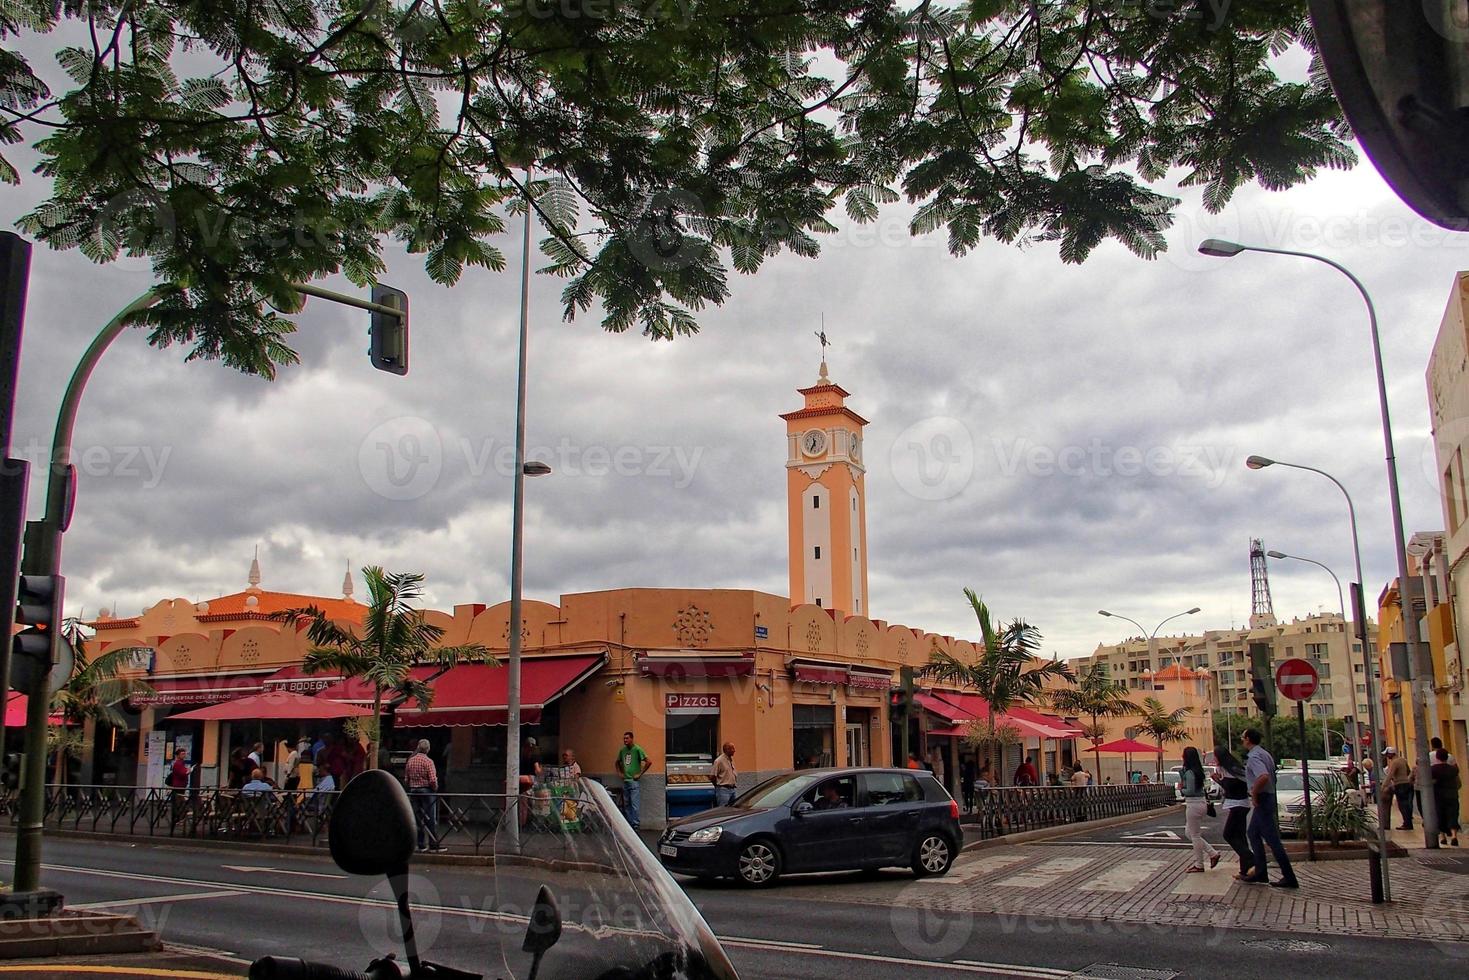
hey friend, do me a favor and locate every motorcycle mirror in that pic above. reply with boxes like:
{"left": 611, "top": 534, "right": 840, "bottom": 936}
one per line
{"left": 522, "top": 884, "right": 563, "bottom": 956}
{"left": 329, "top": 770, "right": 417, "bottom": 877}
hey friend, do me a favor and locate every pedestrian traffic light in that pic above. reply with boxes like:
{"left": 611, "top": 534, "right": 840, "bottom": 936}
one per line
{"left": 12, "top": 573, "right": 62, "bottom": 663}
{"left": 369, "top": 283, "right": 408, "bottom": 375}
{"left": 1247, "top": 641, "right": 1276, "bottom": 719}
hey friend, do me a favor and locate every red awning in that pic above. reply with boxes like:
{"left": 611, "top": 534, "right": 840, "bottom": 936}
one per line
{"left": 931, "top": 693, "right": 1078, "bottom": 740}
{"left": 926, "top": 724, "right": 969, "bottom": 738}
{"left": 637, "top": 653, "right": 753, "bottom": 678}
{"left": 1096, "top": 737, "right": 1163, "bottom": 755}
{"left": 262, "top": 664, "right": 344, "bottom": 695}
{"left": 791, "top": 662, "right": 848, "bottom": 685}
{"left": 913, "top": 692, "right": 976, "bottom": 725}
{"left": 5, "top": 693, "right": 64, "bottom": 727}
{"left": 313, "top": 666, "right": 442, "bottom": 704}
{"left": 165, "top": 690, "right": 372, "bottom": 722}
{"left": 130, "top": 675, "right": 265, "bottom": 707}
{"left": 396, "top": 653, "right": 605, "bottom": 727}
{"left": 847, "top": 668, "right": 893, "bottom": 690}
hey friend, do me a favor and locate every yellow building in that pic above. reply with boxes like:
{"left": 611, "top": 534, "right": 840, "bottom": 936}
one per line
{"left": 82, "top": 361, "right": 1082, "bottom": 827}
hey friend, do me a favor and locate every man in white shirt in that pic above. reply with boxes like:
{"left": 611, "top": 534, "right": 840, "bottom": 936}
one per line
{"left": 1242, "top": 729, "right": 1298, "bottom": 888}
{"left": 1070, "top": 766, "right": 1091, "bottom": 788}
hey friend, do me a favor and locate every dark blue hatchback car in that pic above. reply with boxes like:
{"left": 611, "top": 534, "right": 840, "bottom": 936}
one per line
{"left": 657, "top": 766, "right": 962, "bottom": 887}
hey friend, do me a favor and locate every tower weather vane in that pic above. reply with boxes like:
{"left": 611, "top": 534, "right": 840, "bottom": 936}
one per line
{"left": 814, "top": 325, "right": 832, "bottom": 382}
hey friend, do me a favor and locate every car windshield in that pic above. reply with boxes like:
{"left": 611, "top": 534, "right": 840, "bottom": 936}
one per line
{"left": 731, "top": 772, "right": 823, "bottom": 809}
{"left": 1276, "top": 773, "right": 1328, "bottom": 793}
{"left": 1163, "top": 772, "right": 1181, "bottom": 784}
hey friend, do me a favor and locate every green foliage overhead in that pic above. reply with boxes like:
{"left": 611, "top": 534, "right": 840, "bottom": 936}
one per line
{"left": 1, "top": 1, "right": 1348, "bottom": 375}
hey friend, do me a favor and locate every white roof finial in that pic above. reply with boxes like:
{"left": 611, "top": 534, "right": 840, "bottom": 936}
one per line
{"left": 247, "top": 545, "right": 262, "bottom": 591}
{"left": 342, "top": 561, "right": 355, "bottom": 601}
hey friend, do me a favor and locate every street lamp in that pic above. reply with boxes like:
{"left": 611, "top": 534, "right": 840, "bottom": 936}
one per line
{"left": 1245, "top": 455, "right": 1392, "bottom": 890}
{"left": 1098, "top": 607, "right": 1201, "bottom": 682}
{"left": 1267, "top": 549, "right": 1346, "bottom": 762}
{"left": 1204, "top": 238, "right": 1437, "bottom": 849}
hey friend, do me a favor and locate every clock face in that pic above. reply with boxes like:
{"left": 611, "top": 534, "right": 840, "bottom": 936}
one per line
{"left": 801, "top": 429, "right": 828, "bottom": 457}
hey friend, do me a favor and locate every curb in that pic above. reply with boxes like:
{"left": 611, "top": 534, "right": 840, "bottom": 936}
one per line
{"left": 0, "top": 829, "right": 495, "bottom": 868}
{"left": 960, "top": 803, "right": 1180, "bottom": 852}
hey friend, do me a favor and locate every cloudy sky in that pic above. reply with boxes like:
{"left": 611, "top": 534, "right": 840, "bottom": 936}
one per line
{"left": 6, "top": 66, "right": 1468, "bottom": 663}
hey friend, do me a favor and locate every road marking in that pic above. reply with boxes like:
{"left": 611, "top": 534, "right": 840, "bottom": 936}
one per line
{"left": 1120, "top": 830, "right": 1182, "bottom": 841}
{"left": 1077, "top": 859, "right": 1168, "bottom": 892}
{"left": 996, "top": 857, "right": 1094, "bottom": 888}
{"left": 718, "top": 936, "right": 823, "bottom": 949}
{"left": 9, "top": 861, "right": 1079, "bottom": 977}
{"left": 0, "top": 969, "right": 236, "bottom": 979}
{"left": 221, "top": 864, "right": 347, "bottom": 880}
{"left": 72, "top": 889, "right": 247, "bottom": 911}
{"left": 1171, "top": 868, "right": 1234, "bottom": 897}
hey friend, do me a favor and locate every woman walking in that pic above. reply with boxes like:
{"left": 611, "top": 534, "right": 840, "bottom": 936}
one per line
{"left": 1212, "top": 744, "right": 1253, "bottom": 879}
{"left": 1181, "top": 746, "right": 1220, "bottom": 873}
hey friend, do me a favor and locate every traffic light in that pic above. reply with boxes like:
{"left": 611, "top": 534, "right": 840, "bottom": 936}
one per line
{"left": 893, "top": 666, "right": 916, "bottom": 714}
{"left": 1247, "top": 641, "right": 1276, "bottom": 719}
{"left": 13, "top": 574, "right": 63, "bottom": 696}
{"left": 369, "top": 283, "right": 408, "bottom": 375}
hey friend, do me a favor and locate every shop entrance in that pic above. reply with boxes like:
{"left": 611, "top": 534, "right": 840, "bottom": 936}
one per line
{"left": 793, "top": 704, "right": 835, "bottom": 769}
{"left": 845, "top": 722, "right": 865, "bottom": 767}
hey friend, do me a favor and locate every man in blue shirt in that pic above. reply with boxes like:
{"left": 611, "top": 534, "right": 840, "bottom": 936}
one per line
{"left": 1241, "top": 729, "right": 1298, "bottom": 888}
{"left": 240, "top": 769, "right": 275, "bottom": 796}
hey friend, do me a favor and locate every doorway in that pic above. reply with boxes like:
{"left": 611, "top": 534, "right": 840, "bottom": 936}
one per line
{"left": 845, "top": 723, "right": 865, "bottom": 767}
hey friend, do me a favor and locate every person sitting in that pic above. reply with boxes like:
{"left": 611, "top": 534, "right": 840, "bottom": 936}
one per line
{"left": 814, "top": 783, "right": 848, "bottom": 810}
{"left": 241, "top": 768, "right": 275, "bottom": 796}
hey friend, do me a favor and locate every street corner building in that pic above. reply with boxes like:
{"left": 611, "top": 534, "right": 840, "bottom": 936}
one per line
{"left": 66, "top": 361, "right": 1086, "bottom": 828}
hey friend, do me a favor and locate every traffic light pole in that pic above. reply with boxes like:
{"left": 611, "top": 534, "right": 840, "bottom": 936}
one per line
{"left": 11, "top": 279, "right": 409, "bottom": 898}
{"left": 0, "top": 233, "right": 32, "bottom": 785}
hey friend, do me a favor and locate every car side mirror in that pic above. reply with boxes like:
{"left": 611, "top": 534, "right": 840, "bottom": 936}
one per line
{"left": 793, "top": 801, "right": 813, "bottom": 816}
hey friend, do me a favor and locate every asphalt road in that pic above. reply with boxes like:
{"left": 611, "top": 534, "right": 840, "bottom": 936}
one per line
{"left": 2, "top": 834, "right": 1463, "bottom": 979}
{"left": 1034, "top": 806, "right": 1226, "bottom": 850}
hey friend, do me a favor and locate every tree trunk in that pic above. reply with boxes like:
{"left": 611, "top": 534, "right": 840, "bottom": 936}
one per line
{"left": 370, "top": 688, "right": 382, "bottom": 770}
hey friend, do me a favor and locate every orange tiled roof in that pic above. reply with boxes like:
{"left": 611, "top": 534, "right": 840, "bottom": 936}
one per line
{"left": 87, "top": 589, "right": 363, "bottom": 630}
{"left": 1152, "top": 664, "right": 1205, "bottom": 681}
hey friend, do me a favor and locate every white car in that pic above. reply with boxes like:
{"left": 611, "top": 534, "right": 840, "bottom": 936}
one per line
{"left": 1275, "top": 768, "right": 1347, "bottom": 835}
{"left": 1164, "top": 767, "right": 1222, "bottom": 803}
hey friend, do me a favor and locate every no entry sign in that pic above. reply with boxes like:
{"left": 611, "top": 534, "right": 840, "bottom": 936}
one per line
{"left": 1275, "top": 658, "right": 1319, "bottom": 701}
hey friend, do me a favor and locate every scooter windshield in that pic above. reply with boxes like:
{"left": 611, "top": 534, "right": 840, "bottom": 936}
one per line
{"left": 489, "top": 777, "right": 738, "bottom": 980}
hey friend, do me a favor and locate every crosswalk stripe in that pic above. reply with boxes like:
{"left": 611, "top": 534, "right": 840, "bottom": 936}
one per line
{"left": 921, "top": 852, "right": 1030, "bottom": 884}
{"left": 1077, "top": 859, "right": 1169, "bottom": 892}
{"left": 996, "top": 857, "right": 1095, "bottom": 888}
{"left": 1171, "top": 867, "right": 1234, "bottom": 897}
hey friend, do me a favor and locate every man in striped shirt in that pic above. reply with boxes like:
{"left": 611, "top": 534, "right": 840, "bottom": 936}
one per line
{"left": 406, "top": 739, "right": 443, "bottom": 852}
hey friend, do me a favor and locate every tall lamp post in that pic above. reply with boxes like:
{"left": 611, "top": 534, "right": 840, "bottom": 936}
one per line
{"left": 1247, "top": 458, "right": 1392, "bottom": 892}
{"left": 504, "top": 165, "right": 553, "bottom": 850}
{"left": 1098, "top": 607, "right": 1201, "bottom": 682}
{"left": 1267, "top": 549, "right": 1349, "bottom": 762}
{"left": 1204, "top": 239, "right": 1437, "bottom": 850}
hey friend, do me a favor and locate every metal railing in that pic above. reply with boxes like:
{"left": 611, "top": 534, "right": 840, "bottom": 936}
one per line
{"left": 0, "top": 785, "right": 517, "bottom": 855}
{"left": 959, "top": 784, "right": 1175, "bottom": 839}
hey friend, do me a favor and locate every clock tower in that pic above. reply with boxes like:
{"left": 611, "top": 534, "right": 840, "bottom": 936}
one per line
{"left": 780, "top": 358, "right": 870, "bottom": 614}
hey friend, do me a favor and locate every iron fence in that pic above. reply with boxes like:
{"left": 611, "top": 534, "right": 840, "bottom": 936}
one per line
{"left": 960, "top": 784, "right": 1175, "bottom": 839}
{"left": 0, "top": 784, "right": 517, "bottom": 855}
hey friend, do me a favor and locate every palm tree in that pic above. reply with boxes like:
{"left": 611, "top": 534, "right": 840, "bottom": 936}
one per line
{"left": 282, "top": 566, "right": 493, "bottom": 770}
{"left": 924, "top": 589, "right": 1075, "bottom": 784}
{"left": 1133, "top": 696, "right": 1191, "bottom": 778}
{"left": 1047, "top": 664, "right": 1137, "bottom": 778}
{"left": 48, "top": 617, "right": 155, "bottom": 784}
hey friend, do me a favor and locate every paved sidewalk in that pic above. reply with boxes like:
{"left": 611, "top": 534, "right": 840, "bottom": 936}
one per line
{"left": 786, "top": 837, "right": 1469, "bottom": 950}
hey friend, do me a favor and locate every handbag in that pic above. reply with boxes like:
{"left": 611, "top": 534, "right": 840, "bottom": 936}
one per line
{"left": 1206, "top": 800, "right": 1216, "bottom": 817}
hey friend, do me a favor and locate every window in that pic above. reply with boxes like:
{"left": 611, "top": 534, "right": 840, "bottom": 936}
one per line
{"left": 863, "top": 771, "right": 923, "bottom": 806}
{"left": 1318, "top": 683, "right": 1333, "bottom": 698}
{"left": 1356, "top": 684, "right": 1367, "bottom": 694}
{"left": 1352, "top": 643, "right": 1362, "bottom": 653}
{"left": 1306, "top": 643, "right": 1329, "bottom": 658}
{"left": 812, "top": 497, "right": 820, "bottom": 509}
{"left": 814, "top": 546, "right": 821, "bottom": 559}
{"left": 815, "top": 598, "right": 822, "bottom": 607}
{"left": 800, "top": 775, "right": 857, "bottom": 810}
{"left": 1354, "top": 664, "right": 1364, "bottom": 673}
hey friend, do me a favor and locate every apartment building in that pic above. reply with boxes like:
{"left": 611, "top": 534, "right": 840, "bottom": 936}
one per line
{"left": 1075, "top": 613, "right": 1379, "bottom": 726}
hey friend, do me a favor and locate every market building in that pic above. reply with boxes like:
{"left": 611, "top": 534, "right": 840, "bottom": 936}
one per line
{"left": 80, "top": 360, "right": 1083, "bottom": 828}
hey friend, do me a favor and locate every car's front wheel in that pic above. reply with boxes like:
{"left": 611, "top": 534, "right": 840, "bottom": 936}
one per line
{"left": 911, "top": 832, "right": 955, "bottom": 877}
{"left": 737, "top": 839, "right": 782, "bottom": 887}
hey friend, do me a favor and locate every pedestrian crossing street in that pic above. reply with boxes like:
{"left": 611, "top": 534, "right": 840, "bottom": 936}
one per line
{"left": 922, "top": 849, "right": 1236, "bottom": 897}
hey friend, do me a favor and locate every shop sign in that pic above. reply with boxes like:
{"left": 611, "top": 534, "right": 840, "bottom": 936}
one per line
{"left": 124, "top": 647, "right": 156, "bottom": 672}
{"left": 665, "top": 693, "right": 720, "bottom": 715}
{"left": 265, "top": 677, "right": 336, "bottom": 695}
{"left": 755, "top": 625, "right": 769, "bottom": 640}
